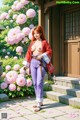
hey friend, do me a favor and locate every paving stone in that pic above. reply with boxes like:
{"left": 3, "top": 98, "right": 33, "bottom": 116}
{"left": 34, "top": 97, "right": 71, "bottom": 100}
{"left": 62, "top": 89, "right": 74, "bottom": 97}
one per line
{"left": 46, "top": 118, "right": 56, "bottom": 120}
{"left": 0, "top": 109, "right": 20, "bottom": 120}
{"left": 38, "top": 108, "right": 65, "bottom": 118}
{"left": 55, "top": 105, "right": 79, "bottom": 114}
{"left": 55, "top": 113, "right": 80, "bottom": 120}
{"left": 16, "top": 109, "right": 32, "bottom": 115}
{"left": 11, "top": 117, "right": 28, "bottom": 120}
{"left": 0, "top": 97, "right": 80, "bottom": 120}
{"left": 25, "top": 114, "right": 45, "bottom": 120}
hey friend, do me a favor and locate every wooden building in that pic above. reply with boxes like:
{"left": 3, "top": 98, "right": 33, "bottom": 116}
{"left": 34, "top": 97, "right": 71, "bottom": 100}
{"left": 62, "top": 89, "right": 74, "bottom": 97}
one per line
{"left": 30, "top": 0, "right": 80, "bottom": 78}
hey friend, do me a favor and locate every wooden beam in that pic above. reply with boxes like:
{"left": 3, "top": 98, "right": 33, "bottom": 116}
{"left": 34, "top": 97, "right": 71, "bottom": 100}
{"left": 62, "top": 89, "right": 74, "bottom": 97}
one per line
{"left": 44, "top": 0, "right": 56, "bottom": 9}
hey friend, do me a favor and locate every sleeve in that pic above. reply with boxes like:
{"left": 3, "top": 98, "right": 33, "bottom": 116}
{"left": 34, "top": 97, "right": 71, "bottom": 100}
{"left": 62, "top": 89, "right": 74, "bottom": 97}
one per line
{"left": 45, "top": 40, "right": 52, "bottom": 57}
{"left": 42, "top": 40, "right": 52, "bottom": 64}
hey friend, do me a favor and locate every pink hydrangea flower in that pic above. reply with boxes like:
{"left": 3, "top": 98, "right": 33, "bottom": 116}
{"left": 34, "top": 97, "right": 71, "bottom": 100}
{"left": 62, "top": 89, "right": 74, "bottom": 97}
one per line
{"left": 6, "top": 38, "right": 14, "bottom": 45}
{"left": 5, "top": 65, "right": 11, "bottom": 71}
{"left": 6, "top": 26, "right": 9, "bottom": 29}
{"left": 8, "top": 9, "right": 12, "bottom": 14}
{"left": 16, "top": 2, "right": 24, "bottom": 11}
{"left": 1, "top": 72, "right": 6, "bottom": 78}
{"left": 13, "top": 64, "right": 20, "bottom": 71}
{"left": 14, "top": 1, "right": 19, "bottom": 5}
{"left": 6, "top": 71, "right": 18, "bottom": 84}
{"left": 21, "top": 33, "right": 25, "bottom": 38}
{"left": 16, "top": 77, "right": 26, "bottom": 86}
{"left": 6, "top": 14, "right": 9, "bottom": 19}
{"left": 17, "top": 87, "right": 20, "bottom": 91}
{"left": 29, "top": 32, "right": 33, "bottom": 40}
{"left": 4, "top": 78, "right": 9, "bottom": 84}
{"left": 17, "top": 33, "right": 23, "bottom": 41}
{"left": 26, "top": 9, "right": 36, "bottom": 18}
{"left": 20, "top": 67, "right": 26, "bottom": 75}
{"left": 26, "top": 68, "right": 30, "bottom": 75}
{"left": 13, "top": 56, "right": 18, "bottom": 60}
{"left": 15, "top": 33, "right": 25, "bottom": 42}
{"left": 5, "top": 55, "right": 9, "bottom": 59}
{"left": 22, "top": 27, "right": 30, "bottom": 36}
{"left": 21, "top": 0, "right": 29, "bottom": 5}
{"left": 0, "top": 12, "right": 9, "bottom": 20}
{"left": 18, "top": 74, "right": 24, "bottom": 78}
{"left": 23, "top": 37, "right": 28, "bottom": 42}
{"left": 12, "top": 5, "right": 16, "bottom": 11}
{"left": 26, "top": 79, "right": 32, "bottom": 87}
{"left": 16, "top": 46, "right": 23, "bottom": 53}
{"left": 15, "top": 26, "right": 21, "bottom": 30}
{"left": 1, "top": 82, "right": 8, "bottom": 89}
{"left": 7, "top": 28, "right": 22, "bottom": 45}
{"left": 10, "top": 20, "right": 13, "bottom": 23}
{"left": 16, "top": 14, "right": 27, "bottom": 24}
{"left": 21, "top": 41, "right": 25, "bottom": 44}
{"left": 29, "top": 24, "right": 34, "bottom": 29}
{"left": 9, "top": 84, "right": 16, "bottom": 91}
{"left": 8, "top": 28, "right": 21, "bottom": 39}
{"left": 13, "top": 14, "right": 17, "bottom": 19}
{"left": 7, "top": 52, "right": 10, "bottom": 55}
{"left": 2, "top": 49, "right": 6, "bottom": 52}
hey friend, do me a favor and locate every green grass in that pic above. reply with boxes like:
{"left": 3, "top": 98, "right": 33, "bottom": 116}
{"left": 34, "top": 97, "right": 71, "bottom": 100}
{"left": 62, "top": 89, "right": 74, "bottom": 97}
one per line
{"left": 70, "top": 105, "right": 80, "bottom": 109}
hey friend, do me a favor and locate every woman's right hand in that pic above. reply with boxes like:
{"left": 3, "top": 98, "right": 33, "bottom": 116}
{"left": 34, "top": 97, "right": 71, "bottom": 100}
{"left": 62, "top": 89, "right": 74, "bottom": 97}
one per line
{"left": 22, "top": 60, "right": 29, "bottom": 67}
{"left": 23, "top": 66, "right": 28, "bottom": 70}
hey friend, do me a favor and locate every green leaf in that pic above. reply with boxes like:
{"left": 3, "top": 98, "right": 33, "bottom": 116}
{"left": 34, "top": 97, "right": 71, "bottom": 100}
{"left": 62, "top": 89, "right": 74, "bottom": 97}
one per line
{"left": 9, "top": 92, "right": 12, "bottom": 96}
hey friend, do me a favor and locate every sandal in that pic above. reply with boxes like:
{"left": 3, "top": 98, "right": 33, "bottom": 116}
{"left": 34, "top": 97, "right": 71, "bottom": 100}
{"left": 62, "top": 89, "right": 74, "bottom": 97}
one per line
{"left": 33, "top": 103, "right": 43, "bottom": 108}
{"left": 34, "top": 107, "right": 41, "bottom": 112}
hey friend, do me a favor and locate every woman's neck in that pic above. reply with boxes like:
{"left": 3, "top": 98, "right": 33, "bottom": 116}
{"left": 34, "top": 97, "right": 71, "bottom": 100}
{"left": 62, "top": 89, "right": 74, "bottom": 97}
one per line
{"left": 36, "top": 38, "right": 42, "bottom": 41}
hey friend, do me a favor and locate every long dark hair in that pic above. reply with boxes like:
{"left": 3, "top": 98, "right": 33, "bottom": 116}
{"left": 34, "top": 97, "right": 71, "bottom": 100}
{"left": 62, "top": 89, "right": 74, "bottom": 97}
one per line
{"left": 32, "top": 25, "right": 46, "bottom": 41}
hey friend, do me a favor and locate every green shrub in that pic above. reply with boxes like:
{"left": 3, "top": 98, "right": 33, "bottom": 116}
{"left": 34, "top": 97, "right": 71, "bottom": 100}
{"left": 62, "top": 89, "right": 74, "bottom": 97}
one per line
{"left": 0, "top": 57, "right": 35, "bottom": 98}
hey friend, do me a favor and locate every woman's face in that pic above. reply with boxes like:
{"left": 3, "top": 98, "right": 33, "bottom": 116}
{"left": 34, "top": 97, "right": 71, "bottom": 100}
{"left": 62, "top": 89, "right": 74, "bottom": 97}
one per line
{"left": 34, "top": 30, "right": 41, "bottom": 40}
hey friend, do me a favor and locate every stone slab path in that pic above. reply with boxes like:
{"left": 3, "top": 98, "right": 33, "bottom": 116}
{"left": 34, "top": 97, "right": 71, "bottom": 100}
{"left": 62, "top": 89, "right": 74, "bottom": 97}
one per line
{"left": 0, "top": 97, "right": 80, "bottom": 120}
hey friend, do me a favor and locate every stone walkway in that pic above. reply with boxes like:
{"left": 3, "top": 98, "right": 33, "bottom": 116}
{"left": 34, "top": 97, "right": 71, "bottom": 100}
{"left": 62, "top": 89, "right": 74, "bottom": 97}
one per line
{"left": 0, "top": 97, "right": 80, "bottom": 120}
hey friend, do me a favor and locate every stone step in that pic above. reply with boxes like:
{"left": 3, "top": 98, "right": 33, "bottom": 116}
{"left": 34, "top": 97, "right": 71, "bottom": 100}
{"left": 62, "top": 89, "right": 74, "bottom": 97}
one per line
{"left": 0, "top": 94, "right": 9, "bottom": 101}
{"left": 52, "top": 76, "right": 80, "bottom": 89}
{"left": 44, "top": 91, "right": 80, "bottom": 108}
{"left": 51, "top": 85, "right": 80, "bottom": 98}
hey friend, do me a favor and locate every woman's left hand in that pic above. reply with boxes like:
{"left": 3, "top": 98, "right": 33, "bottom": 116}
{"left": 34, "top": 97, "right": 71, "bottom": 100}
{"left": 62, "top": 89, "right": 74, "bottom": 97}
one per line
{"left": 37, "top": 55, "right": 42, "bottom": 60}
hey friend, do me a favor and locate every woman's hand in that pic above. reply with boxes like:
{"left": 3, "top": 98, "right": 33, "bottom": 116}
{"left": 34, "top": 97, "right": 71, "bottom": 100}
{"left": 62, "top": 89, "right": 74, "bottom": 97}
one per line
{"left": 36, "top": 54, "right": 43, "bottom": 60}
{"left": 22, "top": 60, "right": 29, "bottom": 67}
{"left": 23, "top": 66, "right": 28, "bottom": 70}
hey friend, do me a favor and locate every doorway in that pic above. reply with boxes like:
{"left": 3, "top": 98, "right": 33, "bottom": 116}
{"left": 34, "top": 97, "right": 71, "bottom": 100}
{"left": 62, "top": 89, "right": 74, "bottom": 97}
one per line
{"left": 64, "top": 10, "right": 80, "bottom": 77}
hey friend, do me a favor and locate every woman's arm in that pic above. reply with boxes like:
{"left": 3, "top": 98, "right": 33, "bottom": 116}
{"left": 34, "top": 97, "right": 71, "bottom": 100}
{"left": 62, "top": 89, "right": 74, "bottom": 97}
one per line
{"left": 42, "top": 40, "right": 52, "bottom": 63}
{"left": 44, "top": 40, "right": 52, "bottom": 56}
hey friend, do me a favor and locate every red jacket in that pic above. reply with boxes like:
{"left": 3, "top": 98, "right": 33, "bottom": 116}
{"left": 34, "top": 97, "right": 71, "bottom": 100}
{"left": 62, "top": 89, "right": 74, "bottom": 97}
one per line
{"left": 25, "top": 40, "right": 52, "bottom": 63}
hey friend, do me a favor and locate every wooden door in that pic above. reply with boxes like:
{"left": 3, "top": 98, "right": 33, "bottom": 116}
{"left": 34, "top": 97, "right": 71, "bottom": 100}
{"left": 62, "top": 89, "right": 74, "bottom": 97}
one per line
{"left": 64, "top": 11, "right": 80, "bottom": 77}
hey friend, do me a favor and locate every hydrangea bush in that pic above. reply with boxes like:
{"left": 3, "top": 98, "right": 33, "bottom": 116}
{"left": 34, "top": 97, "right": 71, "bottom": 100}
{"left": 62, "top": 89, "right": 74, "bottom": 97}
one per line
{"left": 0, "top": 0, "right": 38, "bottom": 57}
{"left": 0, "top": 0, "right": 38, "bottom": 98}
{"left": 0, "top": 57, "right": 34, "bottom": 98}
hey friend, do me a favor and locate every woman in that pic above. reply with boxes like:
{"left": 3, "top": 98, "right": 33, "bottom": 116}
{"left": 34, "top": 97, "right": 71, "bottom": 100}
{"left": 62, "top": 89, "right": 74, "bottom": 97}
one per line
{"left": 23, "top": 25, "right": 52, "bottom": 112}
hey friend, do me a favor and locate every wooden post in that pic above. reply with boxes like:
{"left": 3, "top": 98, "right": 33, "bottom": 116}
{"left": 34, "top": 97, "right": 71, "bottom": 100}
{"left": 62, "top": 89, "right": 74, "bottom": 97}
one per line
{"left": 38, "top": 2, "right": 45, "bottom": 28}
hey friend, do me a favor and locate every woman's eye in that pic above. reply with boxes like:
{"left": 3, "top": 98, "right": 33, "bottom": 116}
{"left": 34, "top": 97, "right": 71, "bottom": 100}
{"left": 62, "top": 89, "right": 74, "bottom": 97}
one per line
{"left": 34, "top": 33, "right": 39, "bottom": 35}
